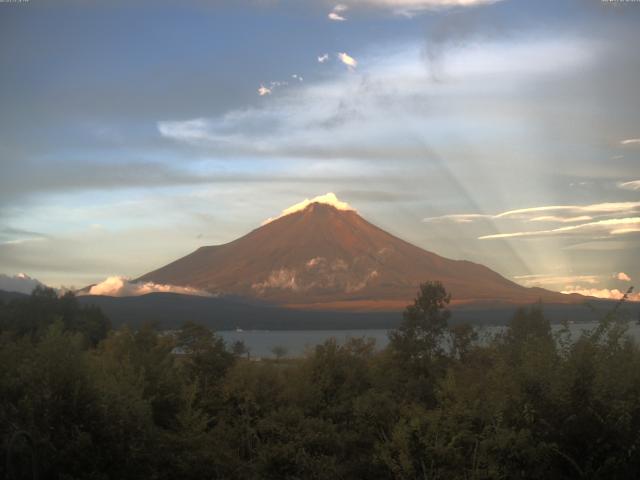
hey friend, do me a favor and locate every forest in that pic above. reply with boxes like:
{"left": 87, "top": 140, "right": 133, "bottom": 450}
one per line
{"left": 1, "top": 283, "right": 640, "bottom": 479}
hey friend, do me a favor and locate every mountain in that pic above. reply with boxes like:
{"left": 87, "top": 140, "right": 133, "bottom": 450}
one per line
{"left": 137, "top": 197, "right": 584, "bottom": 311}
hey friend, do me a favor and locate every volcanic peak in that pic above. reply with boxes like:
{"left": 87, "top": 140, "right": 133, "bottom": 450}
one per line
{"left": 262, "top": 192, "right": 355, "bottom": 225}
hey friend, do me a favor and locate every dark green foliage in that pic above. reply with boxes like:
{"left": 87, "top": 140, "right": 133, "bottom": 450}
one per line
{"left": 389, "top": 280, "right": 451, "bottom": 361}
{"left": 0, "top": 286, "right": 110, "bottom": 345}
{"left": 2, "top": 283, "right": 640, "bottom": 479}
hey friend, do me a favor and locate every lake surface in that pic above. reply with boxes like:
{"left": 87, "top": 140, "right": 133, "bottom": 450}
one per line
{"left": 219, "top": 321, "right": 640, "bottom": 358}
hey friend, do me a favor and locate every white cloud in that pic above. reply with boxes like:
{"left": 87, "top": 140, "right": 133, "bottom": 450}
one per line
{"left": 0, "top": 273, "right": 45, "bottom": 294}
{"left": 328, "top": 12, "right": 347, "bottom": 21}
{"left": 621, "top": 138, "right": 640, "bottom": 145}
{"left": 262, "top": 192, "right": 355, "bottom": 224}
{"left": 158, "top": 37, "right": 595, "bottom": 163}
{"left": 514, "top": 274, "right": 599, "bottom": 287}
{"left": 157, "top": 118, "right": 211, "bottom": 142}
{"left": 495, "top": 202, "right": 640, "bottom": 219}
{"left": 479, "top": 217, "right": 640, "bottom": 240}
{"left": 252, "top": 269, "right": 298, "bottom": 292}
{"left": 528, "top": 215, "right": 593, "bottom": 223}
{"left": 337, "top": 52, "right": 357, "bottom": 68}
{"left": 292, "top": 74, "right": 304, "bottom": 82}
{"left": 617, "top": 272, "right": 631, "bottom": 282}
{"left": 317, "top": 53, "right": 329, "bottom": 63}
{"left": 84, "top": 276, "right": 211, "bottom": 297}
{"left": 328, "top": 3, "right": 349, "bottom": 20}
{"left": 619, "top": 180, "right": 640, "bottom": 191}
{"left": 560, "top": 286, "right": 639, "bottom": 302}
{"left": 258, "top": 81, "right": 289, "bottom": 96}
{"left": 425, "top": 202, "right": 640, "bottom": 242}
{"left": 515, "top": 273, "right": 638, "bottom": 302}
{"left": 342, "top": 0, "right": 503, "bottom": 15}
{"left": 423, "top": 213, "right": 490, "bottom": 223}
{"left": 258, "top": 85, "right": 272, "bottom": 96}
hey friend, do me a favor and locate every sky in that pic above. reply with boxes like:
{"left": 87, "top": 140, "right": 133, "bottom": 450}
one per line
{"left": 0, "top": 0, "right": 639, "bottom": 299}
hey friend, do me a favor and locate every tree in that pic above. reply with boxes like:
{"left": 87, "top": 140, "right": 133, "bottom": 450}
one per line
{"left": 389, "top": 281, "right": 451, "bottom": 362}
{"left": 271, "top": 345, "right": 288, "bottom": 362}
{"left": 232, "top": 340, "right": 249, "bottom": 358}
{"left": 449, "top": 323, "right": 478, "bottom": 360}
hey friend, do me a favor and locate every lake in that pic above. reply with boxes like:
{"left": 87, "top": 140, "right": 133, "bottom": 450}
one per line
{"left": 218, "top": 321, "right": 640, "bottom": 358}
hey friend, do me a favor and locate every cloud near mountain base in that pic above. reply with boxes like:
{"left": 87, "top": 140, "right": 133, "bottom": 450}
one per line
{"left": 83, "top": 276, "right": 211, "bottom": 297}
{"left": 560, "top": 286, "right": 639, "bottom": 302}
{"left": 0, "top": 273, "right": 45, "bottom": 295}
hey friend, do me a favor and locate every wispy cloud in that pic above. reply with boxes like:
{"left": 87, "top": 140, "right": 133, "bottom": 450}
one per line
{"left": 514, "top": 273, "right": 599, "bottom": 287}
{"left": 328, "top": 4, "right": 348, "bottom": 21}
{"left": 158, "top": 37, "right": 594, "bottom": 163}
{"left": 317, "top": 53, "right": 330, "bottom": 63}
{"left": 340, "top": 0, "right": 503, "bottom": 16}
{"left": 529, "top": 215, "right": 593, "bottom": 223}
{"left": 257, "top": 80, "right": 289, "bottom": 96}
{"left": 495, "top": 203, "right": 640, "bottom": 220}
{"left": 425, "top": 202, "right": 640, "bottom": 224}
{"left": 619, "top": 180, "right": 640, "bottom": 191}
{"left": 423, "top": 213, "right": 490, "bottom": 223}
{"left": 479, "top": 217, "right": 640, "bottom": 240}
{"left": 621, "top": 138, "right": 640, "bottom": 145}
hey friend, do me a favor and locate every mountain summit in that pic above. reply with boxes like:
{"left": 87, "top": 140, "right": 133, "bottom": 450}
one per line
{"left": 137, "top": 194, "right": 581, "bottom": 311}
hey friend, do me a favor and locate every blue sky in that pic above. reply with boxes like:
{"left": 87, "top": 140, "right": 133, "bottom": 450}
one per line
{"left": 1, "top": 0, "right": 639, "bottom": 299}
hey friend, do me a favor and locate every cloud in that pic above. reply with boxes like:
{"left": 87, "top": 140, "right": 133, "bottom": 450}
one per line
{"left": 251, "top": 261, "right": 378, "bottom": 294}
{"left": 252, "top": 269, "right": 299, "bottom": 292}
{"left": 479, "top": 217, "right": 640, "bottom": 240}
{"left": 258, "top": 85, "right": 272, "bottom": 96}
{"left": 258, "top": 80, "right": 289, "bottom": 96}
{"left": 157, "top": 37, "right": 595, "bottom": 163}
{"left": 423, "top": 213, "right": 491, "bottom": 223}
{"left": 0, "top": 273, "right": 45, "bottom": 295}
{"left": 617, "top": 272, "right": 631, "bottom": 282}
{"left": 328, "top": 3, "right": 349, "bottom": 20}
{"left": 0, "top": 227, "right": 49, "bottom": 246}
{"left": 621, "top": 138, "right": 640, "bottom": 145}
{"left": 513, "top": 274, "right": 600, "bottom": 287}
{"left": 426, "top": 202, "right": 640, "bottom": 225}
{"left": 291, "top": 74, "right": 303, "bottom": 82}
{"left": 341, "top": 0, "right": 503, "bottom": 15}
{"left": 262, "top": 192, "right": 355, "bottom": 224}
{"left": 0, "top": 158, "right": 220, "bottom": 204}
{"left": 83, "top": 276, "right": 211, "bottom": 297}
{"left": 560, "top": 287, "right": 639, "bottom": 302}
{"left": 328, "top": 4, "right": 348, "bottom": 22}
{"left": 317, "top": 53, "right": 329, "bottom": 63}
{"left": 515, "top": 273, "right": 639, "bottom": 302}
{"left": 528, "top": 215, "right": 593, "bottom": 223}
{"left": 619, "top": 180, "right": 640, "bottom": 191}
{"left": 494, "top": 203, "right": 640, "bottom": 220}
{"left": 337, "top": 52, "right": 357, "bottom": 68}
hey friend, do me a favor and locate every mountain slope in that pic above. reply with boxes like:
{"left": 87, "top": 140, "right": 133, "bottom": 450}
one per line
{"left": 138, "top": 201, "right": 583, "bottom": 310}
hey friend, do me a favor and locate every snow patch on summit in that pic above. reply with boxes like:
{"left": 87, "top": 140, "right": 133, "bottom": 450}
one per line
{"left": 262, "top": 193, "right": 355, "bottom": 225}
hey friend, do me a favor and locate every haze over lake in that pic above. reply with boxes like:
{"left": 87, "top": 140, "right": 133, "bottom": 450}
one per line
{"left": 219, "top": 321, "right": 640, "bottom": 358}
